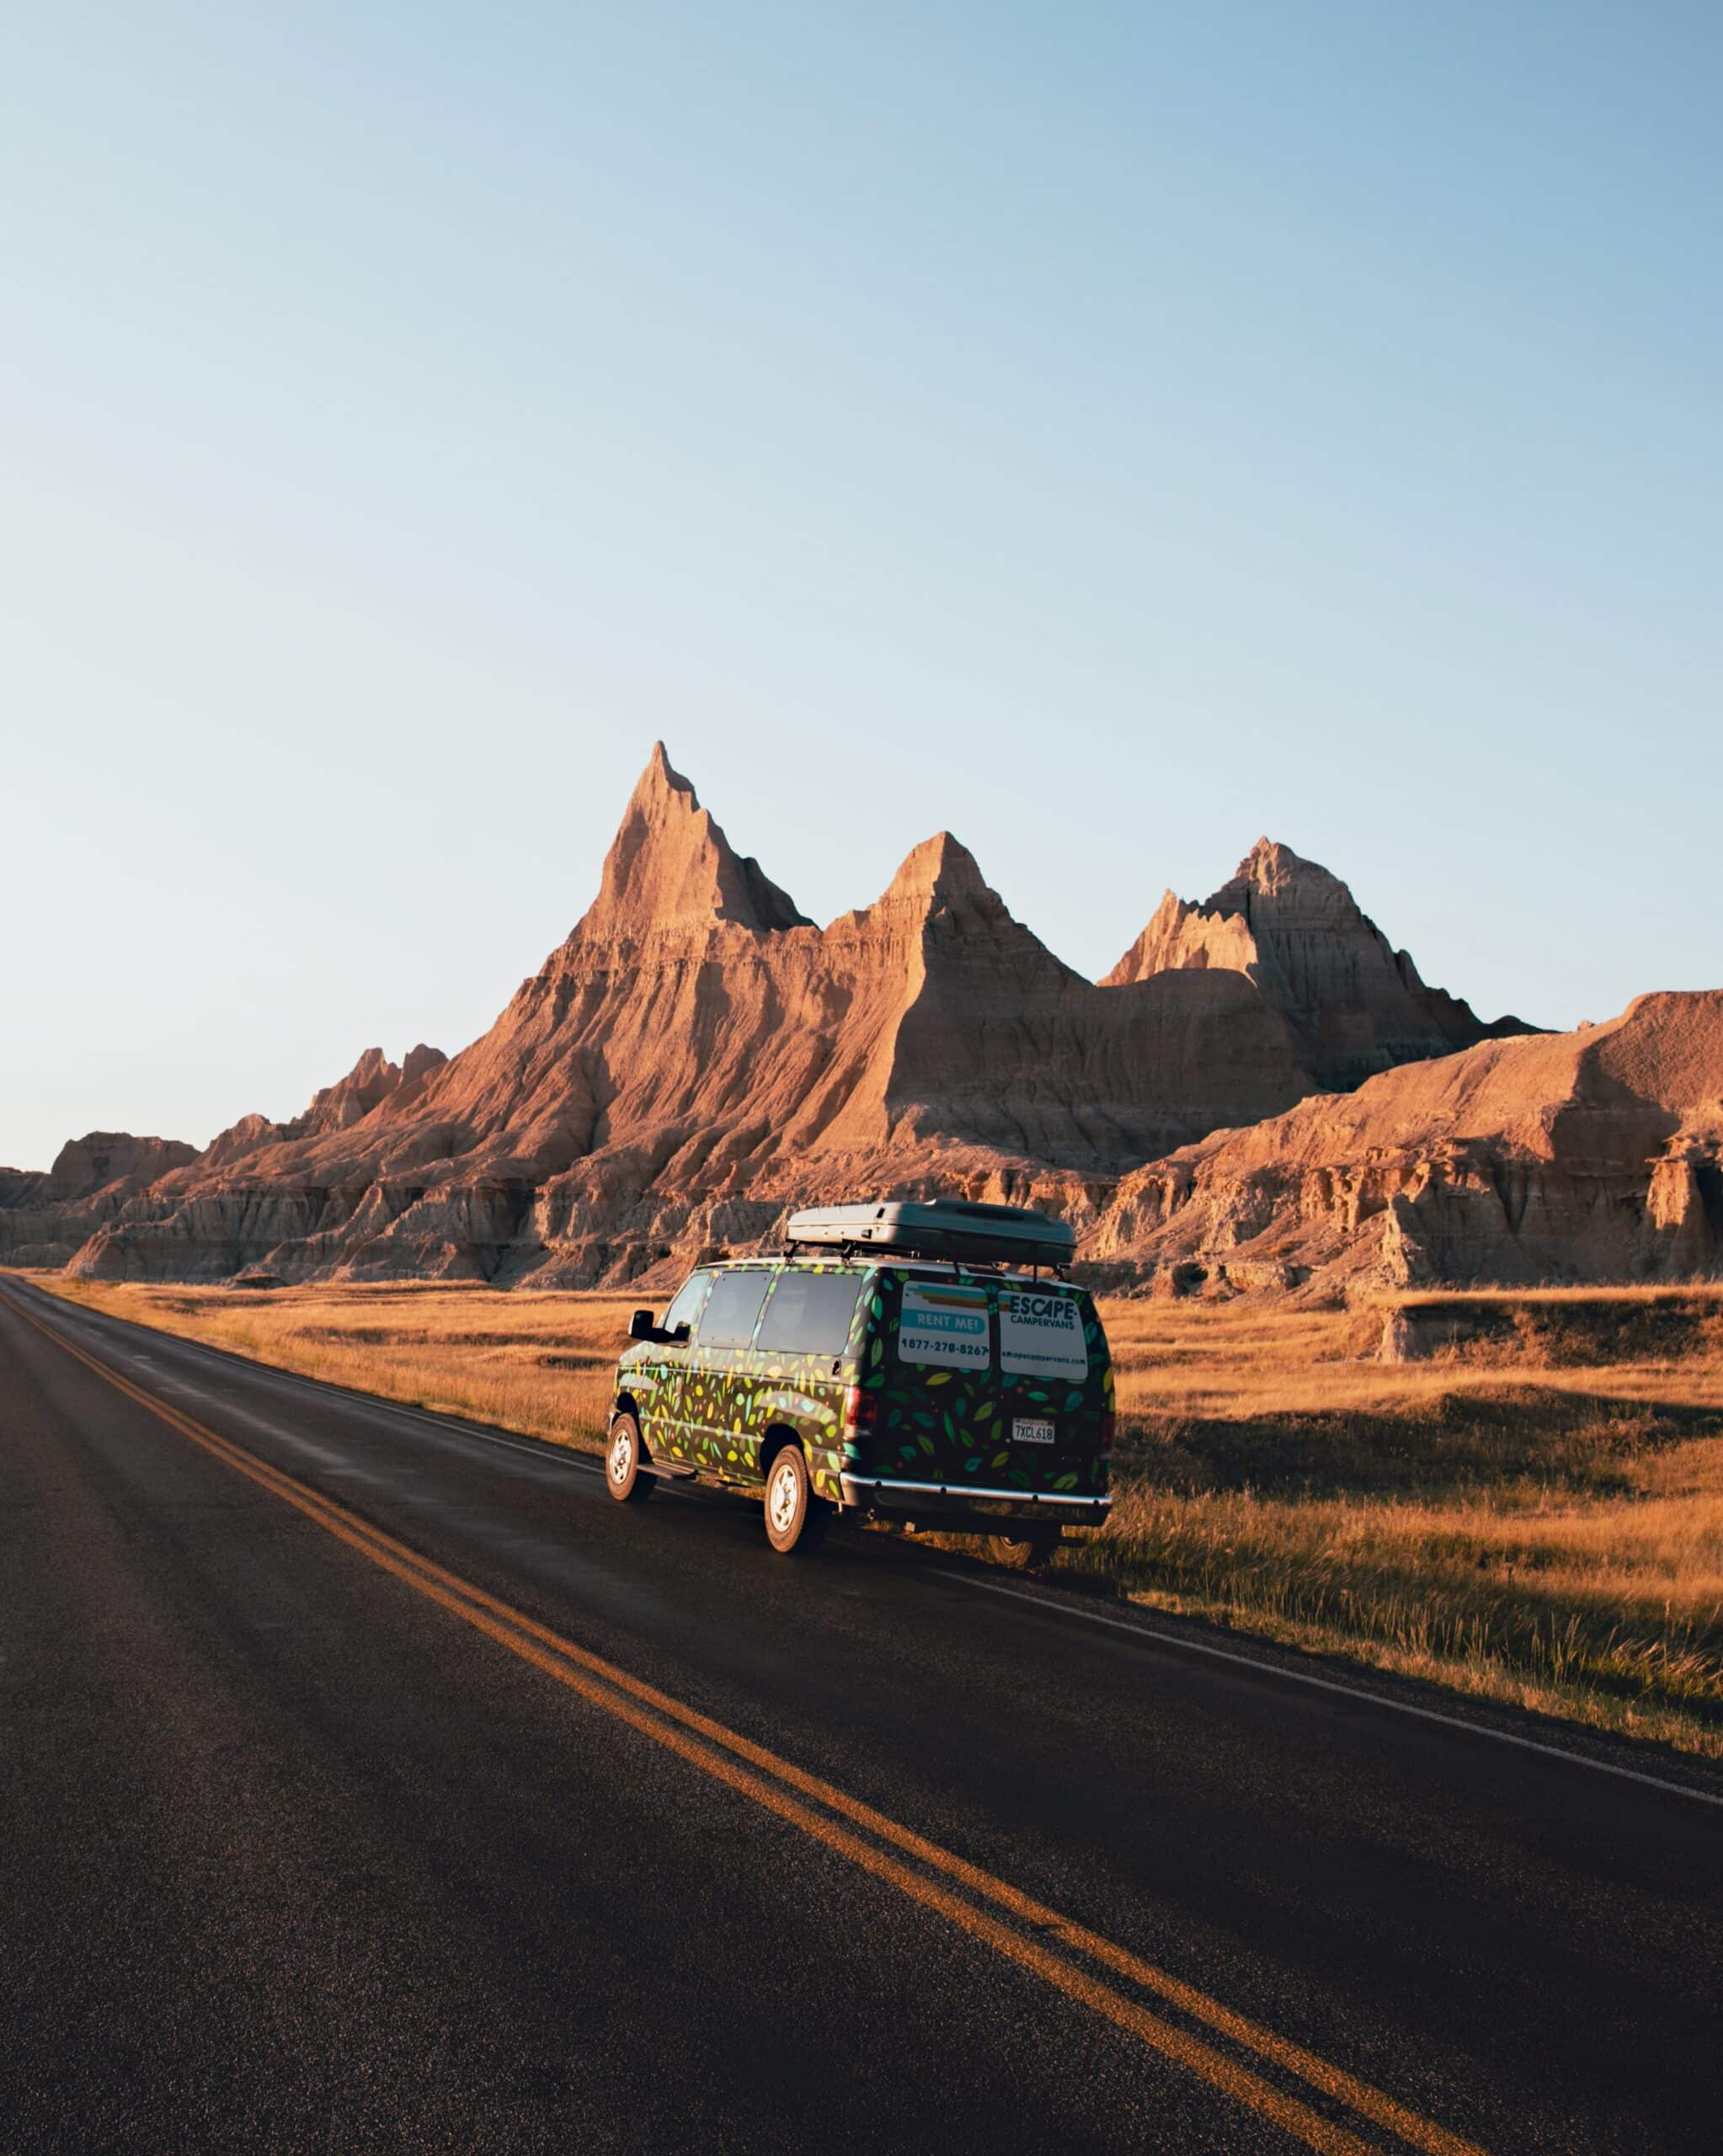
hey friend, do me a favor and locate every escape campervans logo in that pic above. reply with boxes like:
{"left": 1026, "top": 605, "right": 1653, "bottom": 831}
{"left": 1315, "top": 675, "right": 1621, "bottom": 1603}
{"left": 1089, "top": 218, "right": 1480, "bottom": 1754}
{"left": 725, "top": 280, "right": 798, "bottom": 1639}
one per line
{"left": 1000, "top": 1289, "right": 1088, "bottom": 1380}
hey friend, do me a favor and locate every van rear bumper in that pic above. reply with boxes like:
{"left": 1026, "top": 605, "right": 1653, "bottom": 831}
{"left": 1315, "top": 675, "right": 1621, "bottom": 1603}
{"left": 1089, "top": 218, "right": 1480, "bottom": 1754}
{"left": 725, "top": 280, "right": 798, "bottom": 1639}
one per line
{"left": 840, "top": 1474, "right": 1109, "bottom": 1526}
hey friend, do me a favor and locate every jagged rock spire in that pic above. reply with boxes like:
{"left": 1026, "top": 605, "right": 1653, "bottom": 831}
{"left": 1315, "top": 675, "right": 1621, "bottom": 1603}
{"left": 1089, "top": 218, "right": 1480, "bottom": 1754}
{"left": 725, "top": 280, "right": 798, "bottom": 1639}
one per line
{"left": 881, "top": 831, "right": 990, "bottom": 899}
{"left": 866, "top": 832, "right": 1007, "bottom": 931}
{"left": 840, "top": 831, "right": 1080, "bottom": 985}
{"left": 1104, "top": 837, "right": 1532, "bottom": 1091}
{"left": 29, "top": 755, "right": 1546, "bottom": 1291}
{"left": 1105, "top": 838, "right": 1371, "bottom": 990}
{"left": 576, "top": 743, "right": 809, "bottom": 941}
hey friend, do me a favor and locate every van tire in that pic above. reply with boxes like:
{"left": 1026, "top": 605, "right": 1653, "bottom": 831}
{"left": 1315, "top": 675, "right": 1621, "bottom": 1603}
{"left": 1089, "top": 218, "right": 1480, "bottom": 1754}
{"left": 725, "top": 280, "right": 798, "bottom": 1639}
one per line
{"left": 606, "top": 1412, "right": 654, "bottom": 1504}
{"left": 763, "top": 1444, "right": 829, "bottom": 1556}
{"left": 986, "top": 1527, "right": 1060, "bottom": 1571}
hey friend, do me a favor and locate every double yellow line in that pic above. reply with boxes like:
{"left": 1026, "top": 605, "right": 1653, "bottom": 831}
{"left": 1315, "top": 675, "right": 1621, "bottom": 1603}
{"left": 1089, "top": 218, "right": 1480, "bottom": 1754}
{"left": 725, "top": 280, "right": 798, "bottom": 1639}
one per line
{"left": 15, "top": 1290, "right": 1487, "bottom": 2156}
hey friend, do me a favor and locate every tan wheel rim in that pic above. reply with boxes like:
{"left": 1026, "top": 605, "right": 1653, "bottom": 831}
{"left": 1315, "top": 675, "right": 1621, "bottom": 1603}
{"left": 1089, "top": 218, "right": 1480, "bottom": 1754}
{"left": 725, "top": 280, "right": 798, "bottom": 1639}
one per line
{"left": 768, "top": 1456, "right": 800, "bottom": 1536}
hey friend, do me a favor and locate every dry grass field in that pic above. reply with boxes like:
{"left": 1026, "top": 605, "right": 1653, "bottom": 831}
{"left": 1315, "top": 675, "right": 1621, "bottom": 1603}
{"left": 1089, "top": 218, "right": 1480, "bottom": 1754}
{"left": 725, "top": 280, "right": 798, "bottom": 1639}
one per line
{"left": 29, "top": 1272, "right": 1723, "bottom": 1760}
{"left": 1080, "top": 1287, "right": 1723, "bottom": 1758}
{"left": 32, "top": 1275, "right": 636, "bottom": 1451}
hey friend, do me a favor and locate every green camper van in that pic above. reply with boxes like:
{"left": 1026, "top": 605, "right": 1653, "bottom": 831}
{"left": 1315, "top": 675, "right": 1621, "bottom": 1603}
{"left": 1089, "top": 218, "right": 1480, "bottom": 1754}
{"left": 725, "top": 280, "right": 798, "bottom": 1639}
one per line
{"left": 606, "top": 1200, "right": 1113, "bottom": 1561}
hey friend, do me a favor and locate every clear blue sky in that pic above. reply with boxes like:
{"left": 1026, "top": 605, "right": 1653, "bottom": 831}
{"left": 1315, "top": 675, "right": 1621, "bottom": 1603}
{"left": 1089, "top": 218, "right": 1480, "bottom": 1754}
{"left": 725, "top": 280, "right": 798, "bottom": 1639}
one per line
{"left": 3, "top": 2, "right": 1719, "bottom": 1168}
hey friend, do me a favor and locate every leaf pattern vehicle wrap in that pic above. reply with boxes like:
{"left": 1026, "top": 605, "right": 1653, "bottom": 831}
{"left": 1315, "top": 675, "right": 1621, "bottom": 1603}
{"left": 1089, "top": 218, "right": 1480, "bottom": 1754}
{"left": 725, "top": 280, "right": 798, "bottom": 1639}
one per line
{"left": 612, "top": 1257, "right": 1112, "bottom": 1516}
{"left": 856, "top": 1269, "right": 1112, "bottom": 1500}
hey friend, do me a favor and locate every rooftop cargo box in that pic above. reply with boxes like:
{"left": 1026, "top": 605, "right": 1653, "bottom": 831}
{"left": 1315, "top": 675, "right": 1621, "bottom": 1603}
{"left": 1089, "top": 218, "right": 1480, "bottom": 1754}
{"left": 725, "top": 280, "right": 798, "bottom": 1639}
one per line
{"left": 783, "top": 1198, "right": 1075, "bottom": 1270}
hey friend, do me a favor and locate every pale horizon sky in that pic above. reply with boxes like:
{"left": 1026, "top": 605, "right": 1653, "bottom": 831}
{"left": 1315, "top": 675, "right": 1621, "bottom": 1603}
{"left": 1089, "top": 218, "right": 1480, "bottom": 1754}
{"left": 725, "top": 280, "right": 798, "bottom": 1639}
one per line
{"left": 4, "top": 3, "right": 1720, "bottom": 1170}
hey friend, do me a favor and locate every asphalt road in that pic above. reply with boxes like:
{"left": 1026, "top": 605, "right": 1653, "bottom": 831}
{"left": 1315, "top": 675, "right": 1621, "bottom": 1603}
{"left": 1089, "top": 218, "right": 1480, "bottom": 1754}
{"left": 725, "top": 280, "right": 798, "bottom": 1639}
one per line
{"left": 3, "top": 1277, "right": 1720, "bottom": 2156}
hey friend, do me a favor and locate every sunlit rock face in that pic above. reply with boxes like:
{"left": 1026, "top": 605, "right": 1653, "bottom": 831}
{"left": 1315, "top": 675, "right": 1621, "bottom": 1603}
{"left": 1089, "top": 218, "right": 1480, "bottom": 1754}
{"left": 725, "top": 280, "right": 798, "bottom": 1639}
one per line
{"left": 13, "top": 744, "right": 1629, "bottom": 1294}
{"left": 1103, "top": 836, "right": 1534, "bottom": 1094}
{"left": 1087, "top": 990, "right": 1723, "bottom": 1299}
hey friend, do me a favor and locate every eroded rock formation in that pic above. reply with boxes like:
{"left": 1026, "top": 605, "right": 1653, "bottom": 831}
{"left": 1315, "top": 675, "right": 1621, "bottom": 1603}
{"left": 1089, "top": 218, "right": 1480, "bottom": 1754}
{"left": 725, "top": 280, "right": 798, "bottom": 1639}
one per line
{"left": 1089, "top": 991, "right": 1723, "bottom": 1298}
{"left": 199, "top": 1043, "right": 450, "bottom": 1166}
{"left": 61, "top": 751, "right": 1324, "bottom": 1284}
{"left": 0, "top": 1133, "right": 203, "bottom": 1269}
{"left": 2, "top": 744, "right": 1625, "bottom": 1293}
{"left": 1105, "top": 838, "right": 1534, "bottom": 1092}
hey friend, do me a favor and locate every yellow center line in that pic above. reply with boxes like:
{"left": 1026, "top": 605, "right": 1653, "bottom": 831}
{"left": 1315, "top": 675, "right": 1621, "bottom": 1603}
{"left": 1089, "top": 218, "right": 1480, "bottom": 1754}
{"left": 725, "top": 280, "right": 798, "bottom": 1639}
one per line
{"left": 12, "top": 1289, "right": 1490, "bottom": 2156}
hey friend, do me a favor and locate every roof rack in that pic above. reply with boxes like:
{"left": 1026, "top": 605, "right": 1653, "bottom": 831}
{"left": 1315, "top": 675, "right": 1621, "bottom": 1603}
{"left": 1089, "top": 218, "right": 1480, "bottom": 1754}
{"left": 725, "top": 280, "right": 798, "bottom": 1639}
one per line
{"left": 783, "top": 1198, "right": 1075, "bottom": 1275}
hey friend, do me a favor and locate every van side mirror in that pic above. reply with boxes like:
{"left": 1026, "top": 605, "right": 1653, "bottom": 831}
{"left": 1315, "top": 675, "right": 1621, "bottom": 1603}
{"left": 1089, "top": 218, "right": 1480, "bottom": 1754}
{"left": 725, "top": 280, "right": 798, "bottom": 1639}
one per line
{"left": 629, "top": 1310, "right": 694, "bottom": 1348}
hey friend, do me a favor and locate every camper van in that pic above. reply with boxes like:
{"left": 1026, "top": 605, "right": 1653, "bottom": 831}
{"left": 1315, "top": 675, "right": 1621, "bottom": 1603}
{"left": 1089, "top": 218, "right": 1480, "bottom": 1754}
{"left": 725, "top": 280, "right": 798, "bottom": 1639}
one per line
{"left": 607, "top": 1200, "right": 1113, "bottom": 1562}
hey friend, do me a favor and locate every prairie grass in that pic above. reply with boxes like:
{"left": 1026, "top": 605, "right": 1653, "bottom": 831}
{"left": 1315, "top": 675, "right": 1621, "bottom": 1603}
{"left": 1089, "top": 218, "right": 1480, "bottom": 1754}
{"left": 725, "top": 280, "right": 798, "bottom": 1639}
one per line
{"left": 27, "top": 1271, "right": 1723, "bottom": 1758}
{"left": 1079, "top": 1285, "right": 1723, "bottom": 1758}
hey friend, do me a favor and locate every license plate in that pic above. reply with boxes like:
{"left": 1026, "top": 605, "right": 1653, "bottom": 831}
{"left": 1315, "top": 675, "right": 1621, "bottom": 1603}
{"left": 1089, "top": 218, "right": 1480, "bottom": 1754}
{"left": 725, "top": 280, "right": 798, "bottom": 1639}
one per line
{"left": 1013, "top": 1417, "right": 1056, "bottom": 1444}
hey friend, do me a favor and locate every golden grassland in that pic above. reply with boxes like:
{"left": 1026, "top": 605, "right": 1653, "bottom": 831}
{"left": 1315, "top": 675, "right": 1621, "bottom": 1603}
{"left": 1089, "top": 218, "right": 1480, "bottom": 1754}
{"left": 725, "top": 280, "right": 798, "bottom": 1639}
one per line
{"left": 1081, "top": 1289, "right": 1723, "bottom": 1758}
{"left": 29, "top": 1275, "right": 636, "bottom": 1450}
{"left": 27, "top": 1272, "right": 1723, "bottom": 1760}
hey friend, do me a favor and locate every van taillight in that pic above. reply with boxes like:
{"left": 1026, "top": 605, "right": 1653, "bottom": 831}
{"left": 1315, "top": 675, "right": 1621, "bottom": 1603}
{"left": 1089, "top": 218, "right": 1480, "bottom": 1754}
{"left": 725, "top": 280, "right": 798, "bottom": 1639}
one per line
{"left": 843, "top": 1386, "right": 876, "bottom": 1436}
{"left": 1096, "top": 1412, "right": 1116, "bottom": 1454}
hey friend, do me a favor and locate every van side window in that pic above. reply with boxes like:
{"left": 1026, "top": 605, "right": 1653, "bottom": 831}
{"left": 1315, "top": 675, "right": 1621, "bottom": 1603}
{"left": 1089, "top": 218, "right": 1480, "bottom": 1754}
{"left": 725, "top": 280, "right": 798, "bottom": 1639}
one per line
{"left": 661, "top": 1272, "right": 714, "bottom": 1336}
{"left": 695, "top": 1270, "right": 773, "bottom": 1350}
{"left": 757, "top": 1271, "right": 866, "bottom": 1358}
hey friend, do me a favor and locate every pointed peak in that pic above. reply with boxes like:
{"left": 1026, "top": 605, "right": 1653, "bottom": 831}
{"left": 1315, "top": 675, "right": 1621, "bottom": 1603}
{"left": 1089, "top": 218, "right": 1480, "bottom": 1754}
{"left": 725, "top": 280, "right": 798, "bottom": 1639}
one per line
{"left": 858, "top": 830, "right": 1075, "bottom": 974}
{"left": 1147, "top": 886, "right": 1187, "bottom": 926}
{"left": 883, "top": 831, "right": 990, "bottom": 902}
{"left": 300, "top": 1047, "right": 405, "bottom": 1135}
{"left": 1230, "top": 837, "right": 1344, "bottom": 899}
{"left": 1108, "top": 841, "right": 1365, "bottom": 990}
{"left": 576, "top": 747, "right": 810, "bottom": 942}
{"left": 1102, "top": 886, "right": 1252, "bottom": 987}
{"left": 401, "top": 1043, "right": 448, "bottom": 1088}
{"left": 343, "top": 1046, "right": 394, "bottom": 1086}
{"left": 637, "top": 739, "right": 686, "bottom": 797}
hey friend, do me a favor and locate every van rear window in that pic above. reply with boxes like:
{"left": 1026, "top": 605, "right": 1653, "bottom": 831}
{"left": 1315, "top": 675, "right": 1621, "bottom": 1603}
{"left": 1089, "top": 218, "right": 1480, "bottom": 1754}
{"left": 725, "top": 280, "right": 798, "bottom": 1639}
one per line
{"left": 756, "top": 1271, "right": 865, "bottom": 1357}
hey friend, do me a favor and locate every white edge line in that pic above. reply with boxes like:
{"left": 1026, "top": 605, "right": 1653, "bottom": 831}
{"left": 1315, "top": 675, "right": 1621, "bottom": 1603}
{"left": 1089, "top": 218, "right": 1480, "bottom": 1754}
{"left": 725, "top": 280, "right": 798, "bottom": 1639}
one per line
{"left": 936, "top": 1570, "right": 1723, "bottom": 1812}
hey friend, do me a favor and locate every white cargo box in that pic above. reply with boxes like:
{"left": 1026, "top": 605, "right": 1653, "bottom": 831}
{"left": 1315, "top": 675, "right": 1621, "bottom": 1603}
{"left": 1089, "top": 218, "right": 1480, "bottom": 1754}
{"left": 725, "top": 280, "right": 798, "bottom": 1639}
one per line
{"left": 784, "top": 1198, "right": 1075, "bottom": 1270}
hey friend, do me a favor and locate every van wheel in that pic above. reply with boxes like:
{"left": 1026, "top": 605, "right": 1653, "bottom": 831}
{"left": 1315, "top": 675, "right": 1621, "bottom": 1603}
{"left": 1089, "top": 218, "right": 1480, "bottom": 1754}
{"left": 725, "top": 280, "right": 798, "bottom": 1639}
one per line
{"left": 606, "top": 1412, "right": 654, "bottom": 1503}
{"left": 986, "top": 1528, "right": 1060, "bottom": 1571}
{"left": 764, "top": 1445, "right": 829, "bottom": 1556}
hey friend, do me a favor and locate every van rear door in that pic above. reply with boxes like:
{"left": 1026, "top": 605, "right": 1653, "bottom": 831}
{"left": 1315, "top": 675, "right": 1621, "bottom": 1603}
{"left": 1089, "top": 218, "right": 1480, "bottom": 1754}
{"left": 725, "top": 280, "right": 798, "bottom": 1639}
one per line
{"left": 995, "top": 1283, "right": 1110, "bottom": 1497}
{"left": 877, "top": 1275, "right": 999, "bottom": 1488}
{"left": 874, "top": 1274, "right": 1108, "bottom": 1498}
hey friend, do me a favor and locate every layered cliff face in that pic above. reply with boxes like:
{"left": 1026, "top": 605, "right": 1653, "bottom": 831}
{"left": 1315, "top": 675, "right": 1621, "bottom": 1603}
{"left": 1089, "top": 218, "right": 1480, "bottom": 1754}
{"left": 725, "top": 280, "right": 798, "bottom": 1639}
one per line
{"left": 1090, "top": 991, "right": 1723, "bottom": 1297}
{"left": 0, "top": 1132, "right": 203, "bottom": 1268}
{"left": 1105, "top": 838, "right": 1533, "bottom": 1091}
{"left": 65, "top": 750, "right": 1318, "bottom": 1284}
{"left": 3, "top": 742, "right": 1598, "bottom": 1291}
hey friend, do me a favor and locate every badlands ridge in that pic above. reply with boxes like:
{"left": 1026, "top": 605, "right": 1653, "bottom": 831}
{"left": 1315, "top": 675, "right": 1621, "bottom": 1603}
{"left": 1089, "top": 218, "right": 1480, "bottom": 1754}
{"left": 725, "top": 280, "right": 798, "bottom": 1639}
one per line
{"left": 4, "top": 746, "right": 1718, "bottom": 1298}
